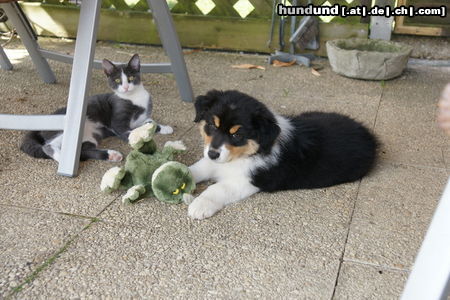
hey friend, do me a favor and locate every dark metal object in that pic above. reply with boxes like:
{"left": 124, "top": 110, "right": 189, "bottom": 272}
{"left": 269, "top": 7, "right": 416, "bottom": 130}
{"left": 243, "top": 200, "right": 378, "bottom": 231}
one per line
{"left": 0, "top": 8, "right": 8, "bottom": 23}
{"left": 289, "top": 15, "right": 319, "bottom": 50}
{"left": 268, "top": 0, "right": 319, "bottom": 67}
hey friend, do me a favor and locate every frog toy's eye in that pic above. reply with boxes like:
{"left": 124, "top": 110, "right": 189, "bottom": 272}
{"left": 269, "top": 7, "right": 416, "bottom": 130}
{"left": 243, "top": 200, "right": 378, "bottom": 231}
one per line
{"left": 181, "top": 183, "right": 186, "bottom": 190}
{"left": 172, "top": 189, "right": 180, "bottom": 195}
{"left": 115, "top": 78, "right": 121, "bottom": 84}
{"left": 129, "top": 76, "right": 135, "bottom": 81}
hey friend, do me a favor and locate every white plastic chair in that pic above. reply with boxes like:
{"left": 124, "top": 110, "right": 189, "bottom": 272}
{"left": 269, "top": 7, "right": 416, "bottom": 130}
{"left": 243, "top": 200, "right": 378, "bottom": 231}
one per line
{"left": 0, "top": 0, "right": 194, "bottom": 177}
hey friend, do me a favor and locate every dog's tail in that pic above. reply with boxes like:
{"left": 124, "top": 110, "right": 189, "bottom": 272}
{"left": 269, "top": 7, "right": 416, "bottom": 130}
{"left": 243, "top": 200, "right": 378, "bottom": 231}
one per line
{"left": 20, "top": 131, "right": 51, "bottom": 159}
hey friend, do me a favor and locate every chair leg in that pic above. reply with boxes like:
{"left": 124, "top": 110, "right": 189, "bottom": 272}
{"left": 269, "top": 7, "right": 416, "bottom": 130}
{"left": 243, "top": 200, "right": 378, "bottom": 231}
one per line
{"left": 0, "top": 2, "right": 56, "bottom": 83}
{"left": 0, "top": 44, "right": 13, "bottom": 70}
{"left": 57, "top": 0, "right": 101, "bottom": 177}
{"left": 401, "top": 178, "right": 450, "bottom": 300}
{"left": 147, "top": 0, "right": 194, "bottom": 102}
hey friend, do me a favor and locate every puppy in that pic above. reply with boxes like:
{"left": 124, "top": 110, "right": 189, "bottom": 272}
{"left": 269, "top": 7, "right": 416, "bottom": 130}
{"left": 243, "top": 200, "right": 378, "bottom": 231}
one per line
{"left": 188, "top": 90, "right": 378, "bottom": 219}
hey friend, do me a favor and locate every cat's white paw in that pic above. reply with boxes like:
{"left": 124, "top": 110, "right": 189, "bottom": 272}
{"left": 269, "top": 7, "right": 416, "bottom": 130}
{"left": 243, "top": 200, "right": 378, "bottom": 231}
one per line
{"left": 188, "top": 196, "right": 223, "bottom": 220}
{"left": 159, "top": 125, "right": 173, "bottom": 135}
{"left": 107, "top": 150, "right": 123, "bottom": 162}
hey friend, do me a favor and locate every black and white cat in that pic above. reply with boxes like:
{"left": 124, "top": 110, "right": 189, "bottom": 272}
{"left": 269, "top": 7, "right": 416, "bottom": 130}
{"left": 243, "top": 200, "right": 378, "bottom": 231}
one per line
{"left": 21, "top": 54, "right": 173, "bottom": 162}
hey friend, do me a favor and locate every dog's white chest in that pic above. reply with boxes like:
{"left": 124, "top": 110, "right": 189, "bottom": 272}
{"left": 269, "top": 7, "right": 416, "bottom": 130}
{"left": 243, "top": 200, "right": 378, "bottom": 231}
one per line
{"left": 214, "top": 158, "right": 252, "bottom": 182}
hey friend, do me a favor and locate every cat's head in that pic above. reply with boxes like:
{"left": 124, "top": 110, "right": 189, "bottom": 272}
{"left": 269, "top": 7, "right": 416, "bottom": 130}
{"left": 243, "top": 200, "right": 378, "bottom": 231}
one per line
{"left": 102, "top": 54, "right": 141, "bottom": 94}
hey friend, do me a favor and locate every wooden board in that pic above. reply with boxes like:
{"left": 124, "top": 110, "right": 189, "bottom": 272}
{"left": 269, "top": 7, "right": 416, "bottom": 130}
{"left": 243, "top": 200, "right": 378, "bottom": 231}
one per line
{"left": 14, "top": 2, "right": 368, "bottom": 56}
{"left": 403, "top": 0, "right": 450, "bottom": 26}
{"left": 394, "top": 0, "right": 450, "bottom": 37}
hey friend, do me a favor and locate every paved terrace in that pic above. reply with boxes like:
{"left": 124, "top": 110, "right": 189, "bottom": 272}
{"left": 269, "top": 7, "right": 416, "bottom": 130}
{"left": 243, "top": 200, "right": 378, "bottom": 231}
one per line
{"left": 0, "top": 37, "right": 449, "bottom": 299}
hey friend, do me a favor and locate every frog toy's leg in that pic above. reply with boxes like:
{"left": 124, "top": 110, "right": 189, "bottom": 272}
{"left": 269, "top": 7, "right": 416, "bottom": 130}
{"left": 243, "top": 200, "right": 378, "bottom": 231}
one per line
{"left": 100, "top": 166, "right": 129, "bottom": 193}
{"left": 134, "top": 139, "right": 157, "bottom": 155}
{"left": 122, "top": 184, "right": 147, "bottom": 204}
{"left": 128, "top": 122, "right": 157, "bottom": 154}
{"left": 161, "top": 140, "right": 187, "bottom": 160}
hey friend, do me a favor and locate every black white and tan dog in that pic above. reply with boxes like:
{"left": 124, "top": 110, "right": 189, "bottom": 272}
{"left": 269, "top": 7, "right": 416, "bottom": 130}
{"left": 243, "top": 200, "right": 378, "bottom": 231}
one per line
{"left": 188, "top": 90, "right": 378, "bottom": 219}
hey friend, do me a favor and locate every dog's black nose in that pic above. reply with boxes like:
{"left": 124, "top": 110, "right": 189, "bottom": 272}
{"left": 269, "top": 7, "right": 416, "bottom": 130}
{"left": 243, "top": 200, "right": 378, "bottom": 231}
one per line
{"left": 208, "top": 150, "right": 220, "bottom": 160}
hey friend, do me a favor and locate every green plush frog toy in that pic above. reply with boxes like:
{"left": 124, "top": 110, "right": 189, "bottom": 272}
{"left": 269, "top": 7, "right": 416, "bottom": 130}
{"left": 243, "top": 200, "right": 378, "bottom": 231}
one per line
{"left": 100, "top": 122, "right": 195, "bottom": 205}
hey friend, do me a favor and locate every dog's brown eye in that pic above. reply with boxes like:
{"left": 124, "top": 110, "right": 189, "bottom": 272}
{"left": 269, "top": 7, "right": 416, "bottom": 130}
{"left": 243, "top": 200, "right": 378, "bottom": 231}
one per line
{"left": 231, "top": 133, "right": 241, "bottom": 139}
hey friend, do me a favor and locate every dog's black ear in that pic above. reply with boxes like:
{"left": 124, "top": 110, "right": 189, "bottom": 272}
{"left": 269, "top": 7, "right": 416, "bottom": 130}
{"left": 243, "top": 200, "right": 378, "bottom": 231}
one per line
{"left": 252, "top": 108, "right": 280, "bottom": 155}
{"left": 194, "top": 90, "right": 222, "bottom": 122}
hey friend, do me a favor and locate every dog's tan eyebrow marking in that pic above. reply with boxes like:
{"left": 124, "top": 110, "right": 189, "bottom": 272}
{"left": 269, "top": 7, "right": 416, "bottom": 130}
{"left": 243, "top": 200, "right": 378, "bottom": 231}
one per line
{"left": 229, "top": 125, "right": 241, "bottom": 134}
{"left": 213, "top": 115, "right": 220, "bottom": 128}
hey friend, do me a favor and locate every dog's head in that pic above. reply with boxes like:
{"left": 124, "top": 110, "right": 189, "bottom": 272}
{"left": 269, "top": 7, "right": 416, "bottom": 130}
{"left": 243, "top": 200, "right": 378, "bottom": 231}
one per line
{"left": 194, "top": 90, "right": 280, "bottom": 163}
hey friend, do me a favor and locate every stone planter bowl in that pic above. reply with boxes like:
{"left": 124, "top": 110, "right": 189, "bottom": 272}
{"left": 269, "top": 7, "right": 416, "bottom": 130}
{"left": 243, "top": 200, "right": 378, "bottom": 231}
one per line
{"left": 326, "top": 38, "right": 413, "bottom": 80}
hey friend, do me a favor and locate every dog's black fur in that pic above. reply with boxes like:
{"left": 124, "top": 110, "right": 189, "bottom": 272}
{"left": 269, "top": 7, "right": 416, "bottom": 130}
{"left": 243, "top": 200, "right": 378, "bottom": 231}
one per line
{"left": 195, "top": 90, "right": 378, "bottom": 192}
{"left": 252, "top": 111, "right": 378, "bottom": 191}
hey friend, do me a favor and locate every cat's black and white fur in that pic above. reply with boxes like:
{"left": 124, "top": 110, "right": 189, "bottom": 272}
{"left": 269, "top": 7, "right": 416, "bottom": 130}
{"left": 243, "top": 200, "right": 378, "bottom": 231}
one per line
{"left": 21, "top": 54, "right": 172, "bottom": 162}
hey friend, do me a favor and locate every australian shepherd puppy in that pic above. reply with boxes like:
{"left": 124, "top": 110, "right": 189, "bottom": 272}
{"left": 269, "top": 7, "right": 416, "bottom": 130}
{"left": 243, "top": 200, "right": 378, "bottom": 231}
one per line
{"left": 188, "top": 90, "right": 378, "bottom": 219}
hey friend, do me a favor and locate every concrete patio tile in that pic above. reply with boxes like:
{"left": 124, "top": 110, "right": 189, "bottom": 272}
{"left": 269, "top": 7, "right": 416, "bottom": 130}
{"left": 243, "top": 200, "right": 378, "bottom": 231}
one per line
{"left": 16, "top": 220, "right": 341, "bottom": 299}
{"left": 98, "top": 124, "right": 361, "bottom": 259}
{"left": 254, "top": 63, "right": 383, "bottom": 101}
{"left": 381, "top": 65, "right": 450, "bottom": 107}
{"left": 333, "top": 262, "right": 408, "bottom": 300}
{"left": 442, "top": 148, "right": 450, "bottom": 171}
{"left": 184, "top": 53, "right": 383, "bottom": 100}
{"left": 99, "top": 180, "right": 360, "bottom": 257}
{"left": 373, "top": 65, "right": 450, "bottom": 168}
{"left": 99, "top": 115, "right": 358, "bottom": 257}
{"left": 0, "top": 154, "right": 121, "bottom": 216}
{"left": 100, "top": 39, "right": 382, "bottom": 105}
{"left": 374, "top": 93, "right": 449, "bottom": 168}
{"left": 0, "top": 56, "right": 71, "bottom": 116}
{"left": 0, "top": 205, "right": 90, "bottom": 297}
{"left": 2, "top": 36, "right": 449, "bottom": 299}
{"left": 273, "top": 93, "right": 379, "bottom": 129}
{"left": 344, "top": 162, "right": 447, "bottom": 269}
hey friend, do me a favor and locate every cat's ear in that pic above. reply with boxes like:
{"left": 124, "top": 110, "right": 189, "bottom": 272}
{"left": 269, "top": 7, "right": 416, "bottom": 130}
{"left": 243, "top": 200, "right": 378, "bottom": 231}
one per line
{"left": 128, "top": 54, "right": 140, "bottom": 72}
{"left": 102, "top": 59, "right": 116, "bottom": 76}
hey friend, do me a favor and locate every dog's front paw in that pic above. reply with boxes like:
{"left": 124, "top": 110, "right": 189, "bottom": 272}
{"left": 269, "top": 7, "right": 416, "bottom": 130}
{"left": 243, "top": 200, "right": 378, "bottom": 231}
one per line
{"left": 188, "top": 196, "right": 223, "bottom": 220}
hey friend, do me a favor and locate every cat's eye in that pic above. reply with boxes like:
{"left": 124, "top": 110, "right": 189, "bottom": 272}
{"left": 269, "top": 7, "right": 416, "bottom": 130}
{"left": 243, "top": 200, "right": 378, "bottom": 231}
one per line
{"left": 172, "top": 189, "right": 180, "bottom": 195}
{"left": 114, "top": 78, "right": 121, "bottom": 84}
{"left": 128, "top": 76, "right": 135, "bottom": 81}
{"left": 180, "top": 183, "right": 186, "bottom": 190}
